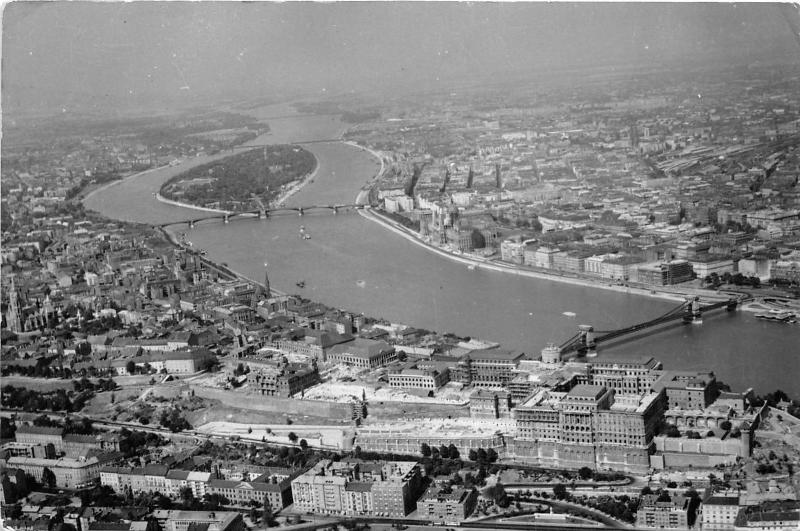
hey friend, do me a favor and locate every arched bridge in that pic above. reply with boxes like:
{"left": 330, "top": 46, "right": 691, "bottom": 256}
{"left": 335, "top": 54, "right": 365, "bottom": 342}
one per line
{"left": 557, "top": 296, "right": 740, "bottom": 357}
{"left": 155, "top": 204, "right": 366, "bottom": 228}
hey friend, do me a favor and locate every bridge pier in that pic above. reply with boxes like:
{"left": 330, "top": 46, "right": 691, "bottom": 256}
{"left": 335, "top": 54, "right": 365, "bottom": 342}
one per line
{"left": 188, "top": 221, "right": 195, "bottom": 229}
{"left": 223, "top": 214, "right": 230, "bottom": 224}
{"left": 684, "top": 297, "right": 703, "bottom": 324}
{"left": 257, "top": 209, "right": 268, "bottom": 219}
{"left": 577, "top": 324, "right": 597, "bottom": 357}
{"left": 298, "top": 208, "right": 304, "bottom": 216}
{"left": 726, "top": 299, "right": 738, "bottom": 312}
{"left": 332, "top": 206, "right": 338, "bottom": 215}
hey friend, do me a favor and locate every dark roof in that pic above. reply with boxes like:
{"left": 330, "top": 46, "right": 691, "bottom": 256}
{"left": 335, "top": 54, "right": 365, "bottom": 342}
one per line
{"left": 345, "top": 481, "right": 373, "bottom": 493}
{"left": 567, "top": 384, "right": 607, "bottom": 399}
{"left": 468, "top": 349, "right": 524, "bottom": 361}
{"left": 16, "top": 425, "right": 64, "bottom": 436}
{"left": 64, "top": 434, "right": 100, "bottom": 444}
{"left": 705, "top": 496, "right": 740, "bottom": 506}
{"left": 88, "top": 524, "right": 131, "bottom": 531}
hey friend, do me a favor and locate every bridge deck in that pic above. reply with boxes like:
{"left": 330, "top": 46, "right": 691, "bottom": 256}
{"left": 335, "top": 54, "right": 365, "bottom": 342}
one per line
{"left": 559, "top": 298, "right": 737, "bottom": 354}
{"left": 156, "top": 204, "right": 363, "bottom": 227}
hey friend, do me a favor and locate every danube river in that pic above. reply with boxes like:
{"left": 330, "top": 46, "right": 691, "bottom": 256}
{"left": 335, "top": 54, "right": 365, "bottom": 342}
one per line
{"left": 85, "top": 105, "right": 800, "bottom": 396}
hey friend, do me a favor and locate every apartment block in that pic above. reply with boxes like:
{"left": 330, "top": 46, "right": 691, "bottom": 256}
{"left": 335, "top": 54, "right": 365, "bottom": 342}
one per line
{"left": 290, "top": 459, "right": 421, "bottom": 517}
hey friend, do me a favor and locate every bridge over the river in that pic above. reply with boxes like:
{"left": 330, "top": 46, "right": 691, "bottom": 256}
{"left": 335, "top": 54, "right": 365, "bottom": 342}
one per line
{"left": 155, "top": 203, "right": 365, "bottom": 228}
{"left": 555, "top": 296, "right": 740, "bottom": 358}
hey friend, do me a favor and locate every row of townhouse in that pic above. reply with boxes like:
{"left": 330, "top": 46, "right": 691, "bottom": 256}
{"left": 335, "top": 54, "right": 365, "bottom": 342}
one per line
{"left": 99, "top": 466, "right": 294, "bottom": 510}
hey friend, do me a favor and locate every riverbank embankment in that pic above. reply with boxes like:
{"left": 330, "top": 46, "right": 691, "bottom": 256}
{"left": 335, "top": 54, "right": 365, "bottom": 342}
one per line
{"left": 343, "top": 142, "right": 717, "bottom": 305}
{"left": 83, "top": 165, "right": 165, "bottom": 203}
{"left": 359, "top": 206, "right": 731, "bottom": 305}
{"left": 153, "top": 151, "right": 320, "bottom": 215}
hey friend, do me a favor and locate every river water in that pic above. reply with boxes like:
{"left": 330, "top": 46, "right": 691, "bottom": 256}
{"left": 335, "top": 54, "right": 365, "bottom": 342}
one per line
{"left": 85, "top": 105, "right": 800, "bottom": 396}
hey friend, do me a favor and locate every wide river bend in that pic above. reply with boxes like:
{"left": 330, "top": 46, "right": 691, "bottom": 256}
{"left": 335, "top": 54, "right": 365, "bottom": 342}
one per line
{"left": 85, "top": 105, "right": 800, "bottom": 396}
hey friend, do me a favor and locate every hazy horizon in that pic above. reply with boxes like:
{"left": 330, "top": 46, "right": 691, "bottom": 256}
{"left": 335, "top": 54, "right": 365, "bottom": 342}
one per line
{"left": 3, "top": 2, "right": 800, "bottom": 119}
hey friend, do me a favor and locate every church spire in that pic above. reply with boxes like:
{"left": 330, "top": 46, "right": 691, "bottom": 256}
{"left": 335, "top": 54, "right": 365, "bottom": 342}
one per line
{"left": 6, "top": 276, "right": 22, "bottom": 333}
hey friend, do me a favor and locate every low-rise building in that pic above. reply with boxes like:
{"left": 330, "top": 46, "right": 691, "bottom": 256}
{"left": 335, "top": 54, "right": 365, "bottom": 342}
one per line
{"left": 451, "top": 349, "right": 524, "bottom": 388}
{"left": 111, "top": 349, "right": 214, "bottom": 375}
{"left": 63, "top": 433, "right": 120, "bottom": 458}
{"left": 164, "top": 470, "right": 212, "bottom": 499}
{"left": 653, "top": 370, "right": 719, "bottom": 411}
{"left": 734, "top": 500, "right": 800, "bottom": 531}
{"left": 207, "top": 478, "right": 292, "bottom": 510}
{"left": 153, "top": 511, "right": 245, "bottom": 531}
{"left": 588, "top": 356, "right": 662, "bottom": 395}
{"left": 388, "top": 365, "right": 449, "bottom": 390}
{"left": 636, "top": 494, "right": 690, "bottom": 529}
{"left": 326, "top": 338, "right": 396, "bottom": 369}
{"left": 690, "top": 257, "right": 736, "bottom": 279}
{"left": 703, "top": 494, "right": 741, "bottom": 530}
{"left": 14, "top": 426, "right": 64, "bottom": 453}
{"left": 234, "top": 355, "right": 321, "bottom": 397}
{"left": 637, "top": 260, "right": 694, "bottom": 286}
{"left": 417, "top": 485, "right": 478, "bottom": 524}
{"left": 8, "top": 453, "right": 121, "bottom": 489}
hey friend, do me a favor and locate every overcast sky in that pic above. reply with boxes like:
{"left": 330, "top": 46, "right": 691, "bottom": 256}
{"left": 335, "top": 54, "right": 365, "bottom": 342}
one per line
{"left": 3, "top": 2, "right": 799, "bottom": 117}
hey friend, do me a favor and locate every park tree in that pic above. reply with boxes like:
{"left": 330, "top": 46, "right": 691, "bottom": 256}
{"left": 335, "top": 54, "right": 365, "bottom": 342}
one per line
{"left": 288, "top": 432, "right": 298, "bottom": 443}
{"left": 262, "top": 499, "right": 275, "bottom": 526}
{"left": 421, "top": 443, "right": 431, "bottom": 457}
{"left": 468, "top": 449, "right": 478, "bottom": 461}
{"left": 663, "top": 423, "right": 681, "bottom": 437}
{"left": 484, "top": 483, "right": 508, "bottom": 506}
{"left": 179, "top": 486, "right": 195, "bottom": 507}
{"left": 552, "top": 483, "right": 568, "bottom": 500}
{"left": 203, "top": 493, "right": 228, "bottom": 510}
{"left": 448, "top": 444, "right": 460, "bottom": 459}
{"left": 42, "top": 467, "right": 57, "bottom": 489}
{"left": 477, "top": 448, "right": 488, "bottom": 462}
{"left": 299, "top": 439, "right": 308, "bottom": 451}
{"left": 578, "top": 467, "right": 593, "bottom": 480}
{"left": 125, "top": 361, "right": 136, "bottom": 375}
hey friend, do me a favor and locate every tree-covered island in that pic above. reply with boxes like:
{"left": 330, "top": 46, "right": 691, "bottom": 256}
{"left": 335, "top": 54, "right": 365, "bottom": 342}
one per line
{"left": 159, "top": 144, "right": 316, "bottom": 211}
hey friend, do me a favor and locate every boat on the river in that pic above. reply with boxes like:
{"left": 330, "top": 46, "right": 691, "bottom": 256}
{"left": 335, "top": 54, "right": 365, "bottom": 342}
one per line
{"left": 296, "top": 280, "right": 306, "bottom": 288}
{"left": 755, "top": 309, "right": 796, "bottom": 322}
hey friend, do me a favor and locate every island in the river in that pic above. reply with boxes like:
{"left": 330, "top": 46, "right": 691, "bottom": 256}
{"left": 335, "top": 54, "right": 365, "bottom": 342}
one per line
{"left": 159, "top": 144, "right": 316, "bottom": 212}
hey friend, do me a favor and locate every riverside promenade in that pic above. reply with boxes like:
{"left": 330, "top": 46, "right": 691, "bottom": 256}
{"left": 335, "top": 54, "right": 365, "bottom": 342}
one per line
{"left": 358, "top": 206, "right": 731, "bottom": 305}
